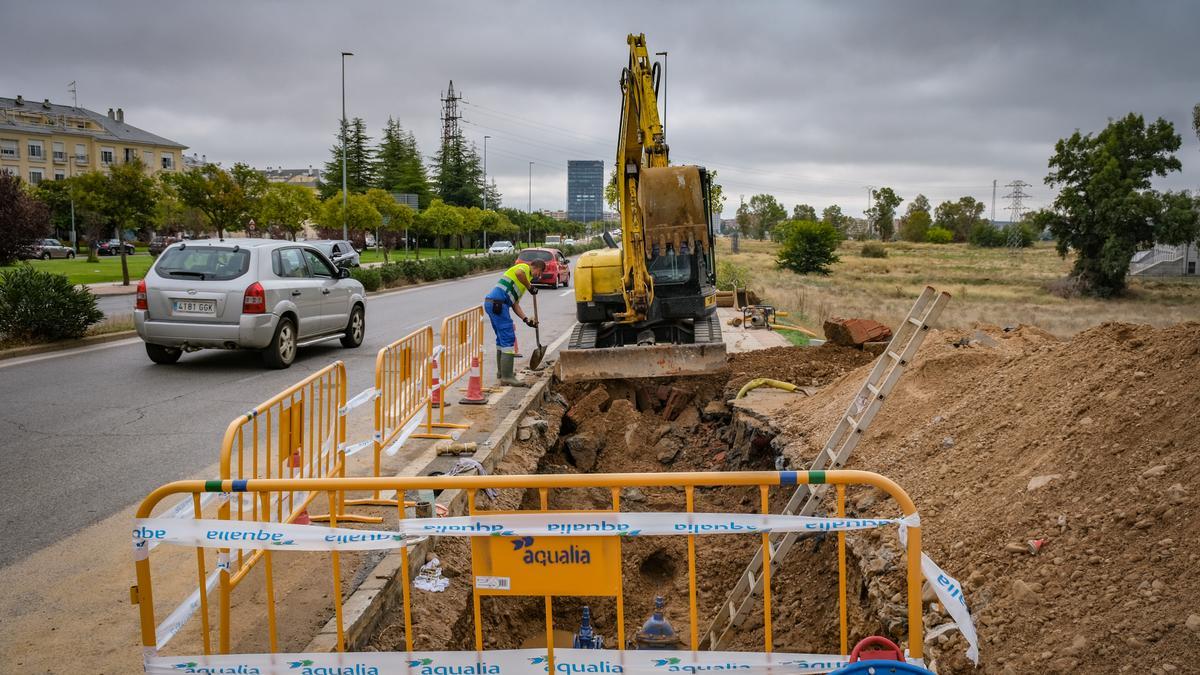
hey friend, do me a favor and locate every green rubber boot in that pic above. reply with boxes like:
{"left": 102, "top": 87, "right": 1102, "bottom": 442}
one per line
{"left": 499, "top": 351, "right": 527, "bottom": 387}
{"left": 495, "top": 349, "right": 503, "bottom": 385}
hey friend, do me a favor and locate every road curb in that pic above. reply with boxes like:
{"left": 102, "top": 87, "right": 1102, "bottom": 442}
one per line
{"left": 0, "top": 330, "right": 138, "bottom": 362}
{"left": 303, "top": 374, "right": 553, "bottom": 652}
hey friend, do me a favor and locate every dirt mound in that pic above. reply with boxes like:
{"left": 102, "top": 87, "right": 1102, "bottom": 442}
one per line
{"left": 775, "top": 321, "right": 1200, "bottom": 673}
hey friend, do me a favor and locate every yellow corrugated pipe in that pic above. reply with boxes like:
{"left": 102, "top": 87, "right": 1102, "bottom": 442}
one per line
{"left": 735, "top": 378, "right": 801, "bottom": 399}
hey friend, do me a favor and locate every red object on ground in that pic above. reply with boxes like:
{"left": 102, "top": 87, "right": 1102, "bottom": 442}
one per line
{"left": 287, "top": 449, "right": 301, "bottom": 469}
{"left": 292, "top": 508, "right": 311, "bottom": 526}
{"left": 823, "top": 317, "right": 893, "bottom": 347}
{"left": 460, "top": 355, "right": 487, "bottom": 405}
{"left": 431, "top": 357, "right": 447, "bottom": 408}
{"left": 849, "top": 635, "right": 905, "bottom": 662}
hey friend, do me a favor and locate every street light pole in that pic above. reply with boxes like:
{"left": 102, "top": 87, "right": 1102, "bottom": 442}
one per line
{"left": 483, "top": 135, "right": 490, "bottom": 249}
{"left": 528, "top": 161, "right": 533, "bottom": 247}
{"left": 341, "top": 51, "right": 354, "bottom": 241}
{"left": 655, "top": 50, "right": 668, "bottom": 137}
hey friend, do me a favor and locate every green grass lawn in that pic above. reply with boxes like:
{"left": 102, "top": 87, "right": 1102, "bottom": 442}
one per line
{"left": 1, "top": 252, "right": 153, "bottom": 285}
{"left": 359, "top": 247, "right": 488, "bottom": 264}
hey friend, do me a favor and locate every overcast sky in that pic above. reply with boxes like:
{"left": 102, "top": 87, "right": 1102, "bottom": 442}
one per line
{"left": 4, "top": 0, "right": 1198, "bottom": 218}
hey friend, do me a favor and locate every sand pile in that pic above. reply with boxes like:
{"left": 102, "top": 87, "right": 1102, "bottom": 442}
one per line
{"left": 775, "top": 321, "right": 1200, "bottom": 673}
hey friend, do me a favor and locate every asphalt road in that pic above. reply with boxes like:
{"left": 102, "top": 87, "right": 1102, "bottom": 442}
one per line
{"left": 96, "top": 293, "right": 135, "bottom": 318}
{"left": 0, "top": 273, "right": 579, "bottom": 567}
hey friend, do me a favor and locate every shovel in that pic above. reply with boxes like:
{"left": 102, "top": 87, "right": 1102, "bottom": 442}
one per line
{"left": 528, "top": 291, "right": 547, "bottom": 371}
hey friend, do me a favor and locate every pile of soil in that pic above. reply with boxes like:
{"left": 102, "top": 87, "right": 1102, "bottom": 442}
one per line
{"left": 775, "top": 321, "right": 1200, "bottom": 673}
{"left": 724, "top": 344, "right": 876, "bottom": 399}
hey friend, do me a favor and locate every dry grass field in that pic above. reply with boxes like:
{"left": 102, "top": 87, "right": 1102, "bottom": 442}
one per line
{"left": 717, "top": 237, "right": 1200, "bottom": 337}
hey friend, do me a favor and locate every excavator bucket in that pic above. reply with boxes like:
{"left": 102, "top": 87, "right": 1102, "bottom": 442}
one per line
{"left": 556, "top": 342, "right": 727, "bottom": 383}
{"left": 555, "top": 317, "right": 728, "bottom": 383}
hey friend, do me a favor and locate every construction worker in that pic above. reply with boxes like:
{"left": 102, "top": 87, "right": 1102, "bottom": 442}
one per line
{"left": 484, "top": 259, "right": 546, "bottom": 387}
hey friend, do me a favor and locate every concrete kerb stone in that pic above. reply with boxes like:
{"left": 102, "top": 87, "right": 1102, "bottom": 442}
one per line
{"left": 304, "top": 375, "right": 552, "bottom": 652}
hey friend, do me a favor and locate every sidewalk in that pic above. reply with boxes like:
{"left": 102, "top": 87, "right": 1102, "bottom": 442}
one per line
{"left": 716, "top": 307, "right": 792, "bottom": 352}
{"left": 85, "top": 280, "right": 138, "bottom": 296}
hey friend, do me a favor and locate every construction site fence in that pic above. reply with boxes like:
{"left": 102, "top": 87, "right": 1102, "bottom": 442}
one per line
{"left": 436, "top": 304, "right": 486, "bottom": 417}
{"left": 132, "top": 470, "right": 980, "bottom": 672}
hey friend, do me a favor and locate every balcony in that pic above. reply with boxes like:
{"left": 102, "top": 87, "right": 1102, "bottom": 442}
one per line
{"left": 53, "top": 152, "right": 67, "bottom": 164}
{"left": 74, "top": 154, "right": 88, "bottom": 165}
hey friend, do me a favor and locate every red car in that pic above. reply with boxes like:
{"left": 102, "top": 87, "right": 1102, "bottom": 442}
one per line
{"left": 517, "top": 247, "right": 571, "bottom": 288}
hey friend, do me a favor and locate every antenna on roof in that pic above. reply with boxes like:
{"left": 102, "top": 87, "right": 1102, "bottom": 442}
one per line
{"left": 68, "top": 81, "right": 77, "bottom": 109}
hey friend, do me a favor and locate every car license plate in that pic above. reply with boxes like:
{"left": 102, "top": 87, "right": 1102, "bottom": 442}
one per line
{"left": 173, "top": 300, "right": 216, "bottom": 315}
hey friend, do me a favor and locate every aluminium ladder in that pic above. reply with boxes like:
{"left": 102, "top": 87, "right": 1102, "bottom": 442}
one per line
{"left": 699, "top": 285, "right": 951, "bottom": 651}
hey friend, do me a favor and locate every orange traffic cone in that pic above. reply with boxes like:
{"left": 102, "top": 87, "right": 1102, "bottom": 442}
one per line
{"left": 293, "top": 508, "right": 311, "bottom": 525}
{"left": 431, "top": 357, "right": 448, "bottom": 408}
{"left": 459, "top": 355, "right": 487, "bottom": 405}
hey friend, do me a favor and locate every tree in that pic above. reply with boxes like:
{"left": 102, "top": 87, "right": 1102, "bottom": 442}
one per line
{"left": 906, "top": 193, "right": 931, "bottom": 217}
{"left": 821, "top": 204, "right": 851, "bottom": 235}
{"left": 866, "top": 187, "right": 902, "bottom": 241}
{"left": 898, "top": 209, "right": 932, "bottom": 242}
{"left": 101, "top": 159, "right": 159, "bottom": 285}
{"left": 259, "top": 183, "right": 318, "bottom": 241}
{"left": 316, "top": 191, "right": 382, "bottom": 246}
{"left": 230, "top": 163, "right": 267, "bottom": 229}
{"left": 708, "top": 170, "right": 726, "bottom": 220}
{"left": 792, "top": 203, "right": 817, "bottom": 221}
{"left": 374, "top": 118, "right": 434, "bottom": 208}
{"left": 776, "top": 219, "right": 841, "bottom": 275}
{"left": 432, "top": 134, "right": 485, "bottom": 208}
{"left": 165, "top": 163, "right": 252, "bottom": 238}
{"left": 70, "top": 171, "right": 112, "bottom": 262}
{"left": 933, "top": 196, "right": 987, "bottom": 242}
{"left": 1035, "top": 112, "right": 1198, "bottom": 297}
{"left": 747, "top": 194, "right": 787, "bottom": 240}
{"left": 605, "top": 167, "right": 620, "bottom": 213}
{"left": 30, "top": 180, "right": 76, "bottom": 244}
{"left": 0, "top": 174, "right": 51, "bottom": 265}
{"left": 320, "top": 117, "right": 375, "bottom": 199}
{"left": 417, "top": 199, "right": 465, "bottom": 256}
{"left": 153, "top": 187, "right": 208, "bottom": 237}
{"left": 364, "top": 188, "right": 413, "bottom": 262}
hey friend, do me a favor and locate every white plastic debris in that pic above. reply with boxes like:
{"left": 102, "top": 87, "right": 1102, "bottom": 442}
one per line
{"left": 413, "top": 557, "right": 450, "bottom": 592}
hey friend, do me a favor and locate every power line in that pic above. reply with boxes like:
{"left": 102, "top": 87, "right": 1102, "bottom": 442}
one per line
{"left": 1003, "top": 180, "right": 1032, "bottom": 224}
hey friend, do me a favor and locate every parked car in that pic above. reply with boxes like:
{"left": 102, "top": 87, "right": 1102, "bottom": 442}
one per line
{"left": 516, "top": 247, "right": 571, "bottom": 288}
{"left": 564, "top": 238, "right": 577, "bottom": 247}
{"left": 98, "top": 238, "right": 136, "bottom": 256}
{"left": 22, "top": 238, "right": 75, "bottom": 260}
{"left": 307, "top": 240, "right": 360, "bottom": 267}
{"left": 488, "top": 240, "right": 515, "bottom": 255}
{"left": 134, "top": 239, "right": 366, "bottom": 369}
{"left": 149, "top": 236, "right": 180, "bottom": 256}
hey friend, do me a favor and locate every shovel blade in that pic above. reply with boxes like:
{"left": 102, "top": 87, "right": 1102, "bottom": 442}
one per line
{"left": 528, "top": 346, "right": 548, "bottom": 371}
{"left": 555, "top": 342, "right": 727, "bottom": 383}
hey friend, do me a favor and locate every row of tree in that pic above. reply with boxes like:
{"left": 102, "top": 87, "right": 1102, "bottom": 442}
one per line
{"left": 320, "top": 117, "right": 499, "bottom": 211}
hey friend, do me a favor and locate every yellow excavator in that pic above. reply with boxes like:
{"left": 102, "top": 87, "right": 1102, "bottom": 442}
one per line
{"left": 557, "top": 33, "right": 727, "bottom": 382}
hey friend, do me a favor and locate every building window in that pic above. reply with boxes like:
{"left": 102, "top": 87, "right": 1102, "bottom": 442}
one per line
{"left": 124, "top": 148, "right": 138, "bottom": 163}
{"left": 143, "top": 150, "right": 154, "bottom": 165}
{"left": 161, "top": 153, "right": 174, "bottom": 170}
{"left": 28, "top": 169, "right": 44, "bottom": 185}
{"left": 27, "top": 140, "right": 45, "bottom": 160}
{"left": 0, "top": 139, "right": 16, "bottom": 159}
{"left": 101, "top": 147, "right": 114, "bottom": 165}
{"left": 54, "top": 170, "right": 65, "bottom": 181}
{"left": 1189, "top": 261, "right": 1197, "bottom": 275}
{"left": 74, "top": 144, "right": 87, "bottom": 164}
{"left": 53, "top": 141, "right": 66, "bottom": 162}
{"left": 1, "top": 166, "right": 17, "bottom": 177}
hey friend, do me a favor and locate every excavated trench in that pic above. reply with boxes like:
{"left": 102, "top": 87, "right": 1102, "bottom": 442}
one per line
{"left": 368, "top": 345, "right": 923, "bottom": 657}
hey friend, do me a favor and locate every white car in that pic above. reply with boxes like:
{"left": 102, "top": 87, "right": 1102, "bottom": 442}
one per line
{"left": 564, "top": 238, "right": 576, "bottom": 246}
{"left": 488, "top": 241, "right": 515, "bottom": 255}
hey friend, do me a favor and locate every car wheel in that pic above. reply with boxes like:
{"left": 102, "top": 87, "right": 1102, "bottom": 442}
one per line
{"left": 41, "top": 252, "right": 50, "bottom": 260}
{"left": 67, "top": 251, "right": 75, "bottom": 259}
{"left": 145, "top": 343, "right": 182, "bottom": 365}
{"left": 263, "top": 317, "right": 297, "bottom": 369}
{"left": 341, "top": 305, "right": 365, "bottom": 348}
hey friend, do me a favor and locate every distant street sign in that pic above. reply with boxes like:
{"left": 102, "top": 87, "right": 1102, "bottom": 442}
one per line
{"left": 391, "top": 193, "right": 419, "bottom": 212}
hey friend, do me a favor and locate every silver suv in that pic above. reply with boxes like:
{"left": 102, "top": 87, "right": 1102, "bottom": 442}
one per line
{"left": 134, "top": 239, "right": 367, "bottom": 368}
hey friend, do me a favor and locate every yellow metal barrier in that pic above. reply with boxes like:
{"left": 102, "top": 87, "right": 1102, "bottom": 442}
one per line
{"left": 214, "top": 360, "right": 376, "bottom": 652}
{"left": 133, "top": 470, "right": 926, "bottom": 665}
{"left": 434, "top": 305, "right": 485, "bottom": 427}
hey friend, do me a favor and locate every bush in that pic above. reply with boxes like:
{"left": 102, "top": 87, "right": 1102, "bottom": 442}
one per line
{"left": 350, "top": 267, "right": 382, "bottom": 292}
{"left": 860, "top": 242, "right": 888, "bottom": 258}
{"left": 378, "top": 264, "right": 403, "bottom": 286}
{"left": 0, "top": 266, "right": 104, "bottom": 341}
{"left": 968, "top": 221, "right": 1006, "bottom": 247}
{"left": 716, "top": 260, "right": 750, "bottom": 291}
{"left": 925, "top": 227, "right": 953, "bottom": 244}
{"left": 776, "top": 220, "right": 841, "bottom": 275}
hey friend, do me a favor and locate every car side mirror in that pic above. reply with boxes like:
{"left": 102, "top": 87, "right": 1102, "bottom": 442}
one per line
{"left": 564, "top": 259, "right": 571, "bottom": 264}
{"left": 339, "top": 268, "right": 351, "bottom": 279}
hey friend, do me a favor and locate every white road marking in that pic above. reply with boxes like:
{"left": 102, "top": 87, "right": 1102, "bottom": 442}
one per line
{"left": 558, "top": 289, "right": 573, "bottom": 297}
{"left": 0, "top": 337, "right": 141, "bottom": 369}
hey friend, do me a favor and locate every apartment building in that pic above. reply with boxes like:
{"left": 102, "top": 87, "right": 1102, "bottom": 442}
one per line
{"left": 0, "top": 94, "right": 187, "bottom": 185}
